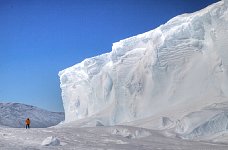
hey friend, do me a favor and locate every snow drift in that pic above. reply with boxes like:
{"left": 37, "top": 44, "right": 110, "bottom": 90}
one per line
{"left": 59, "top": 0, "right": 228, "bottom": 137}
{"left": 0, "top": 103, "right": 64, "bottom": 128}
{"left": 41, "top": 136, "right": 61, "bottom": 146}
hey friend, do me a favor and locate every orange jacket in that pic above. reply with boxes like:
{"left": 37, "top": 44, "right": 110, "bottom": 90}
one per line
{"left": 25, "top": 119, "right": 30, "bottom": 125}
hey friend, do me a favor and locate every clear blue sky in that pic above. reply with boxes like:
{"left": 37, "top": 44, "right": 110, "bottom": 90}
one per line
{"left": 0, "top": 0, "right": 219, "bottom": 112}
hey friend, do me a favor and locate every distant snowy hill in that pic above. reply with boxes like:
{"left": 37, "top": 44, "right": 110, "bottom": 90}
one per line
{"left": 59, "top": 0, "right": 228, "bottom": 139}
{"left": 0, "top": 103, "right": 64, "bottom": 128}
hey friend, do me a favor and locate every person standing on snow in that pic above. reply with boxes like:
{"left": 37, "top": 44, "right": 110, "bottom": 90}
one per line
{"left": 25, "top": 118, "right": 30, "bottom": 129}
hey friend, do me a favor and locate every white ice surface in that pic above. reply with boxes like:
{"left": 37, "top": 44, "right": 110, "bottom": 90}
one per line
{"left": 59, "top": 0, "right": 228, "bottom": 139}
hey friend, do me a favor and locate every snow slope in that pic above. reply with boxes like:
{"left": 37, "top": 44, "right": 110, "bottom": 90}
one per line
{"left": 0, "top": 103, "right": 64, "bottom": 128}
{"left": 59, "top": 0, "right": 228, "bottom": 138}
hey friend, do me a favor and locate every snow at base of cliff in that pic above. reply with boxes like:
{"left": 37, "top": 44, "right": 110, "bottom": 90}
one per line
{"left": 59, "top": 0, "right": 228, "bottom": 139}
{"left": 1, "top": 124, "right": 228, "bottom": 150}
{"left": 0, "top": 103, "right": 64, "bottom": 128}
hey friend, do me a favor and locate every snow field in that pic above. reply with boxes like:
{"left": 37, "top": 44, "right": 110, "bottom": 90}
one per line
{"left": 1, "top": 125, "right": 228, "bottom": 149}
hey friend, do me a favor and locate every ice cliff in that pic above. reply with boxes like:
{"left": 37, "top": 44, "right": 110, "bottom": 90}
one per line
{"left": 59, "top": 0, "right": 228, "bottom": 134}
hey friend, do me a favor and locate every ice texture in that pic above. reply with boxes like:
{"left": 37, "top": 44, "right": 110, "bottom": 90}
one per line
{"left": 176, "top": 102, "right": 228, "bottom": 139}
{"left": 59, "top": 0, "right": 228, "bottom": 134}
{"left": 41, "top": 136, "right": 60, "bottom": 146}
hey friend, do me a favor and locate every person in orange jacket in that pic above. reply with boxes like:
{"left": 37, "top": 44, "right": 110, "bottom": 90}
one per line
{"left": 25, "top": 118, "right": 30, "bottom": 129}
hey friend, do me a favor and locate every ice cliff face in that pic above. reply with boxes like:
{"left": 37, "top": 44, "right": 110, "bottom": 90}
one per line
{"left": 59, "top": 0, "right": 228, "bottom": 127}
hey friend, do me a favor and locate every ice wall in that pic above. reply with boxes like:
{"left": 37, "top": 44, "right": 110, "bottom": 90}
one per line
{"left": 59, "top": 0, "right": 228, "bottom": 126}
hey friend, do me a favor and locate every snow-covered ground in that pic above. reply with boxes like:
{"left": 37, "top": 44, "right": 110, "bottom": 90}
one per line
{"left": 0, "top": 103, "right": 64, "bottom": 128}
{"left": 1, "top": 125, "right": 228, "bottom": 150}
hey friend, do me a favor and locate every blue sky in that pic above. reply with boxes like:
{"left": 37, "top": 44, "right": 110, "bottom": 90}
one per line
{"left": 0, "top": 0, "right": 219, "bottom": 112}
